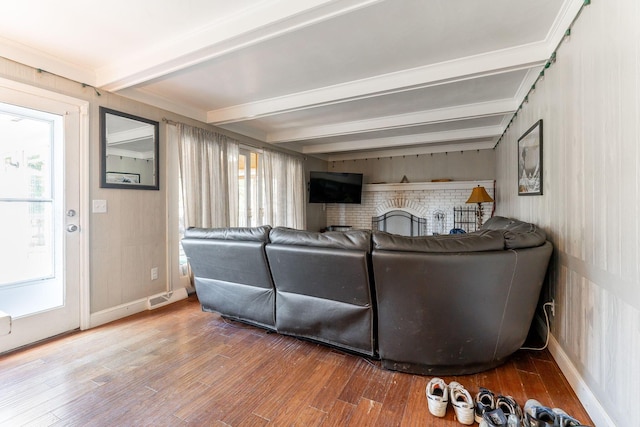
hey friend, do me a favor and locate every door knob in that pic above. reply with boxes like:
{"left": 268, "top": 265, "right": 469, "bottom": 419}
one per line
{"left": 67, "top": 224, "right": 79, "bottom": 232}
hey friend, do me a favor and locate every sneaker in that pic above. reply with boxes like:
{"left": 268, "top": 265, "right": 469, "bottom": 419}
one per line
{"left": 523, "top": 399, "right": 556, "bottom": 427}
{"left": 480, "top": 408, "right": 509, "bottom": 427}
{"left": 475, "top": 387, "right": 496, "bottom": 423}
{"left": 552, "top": 408, "right": 589, "bottom": 427}
{"left": 449, "top": 381, "right": 475, "bottom": 425}
{"left": 496, "top": 395, "right": 523, "bottom": 423}
{"left": 426, "top": 377, "right": 448, "bottom": 417}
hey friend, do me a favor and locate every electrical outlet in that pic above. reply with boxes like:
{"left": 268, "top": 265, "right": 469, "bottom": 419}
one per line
{"left": 151, "top": 267, "right": 158, "bottom": 280}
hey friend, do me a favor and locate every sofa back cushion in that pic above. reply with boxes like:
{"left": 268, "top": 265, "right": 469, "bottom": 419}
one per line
{"left": 266, "top": 227, "right": 375, "bottom": 356}
{"left": 269, "top": 227, "right": 371, "bottom": 252}
{"left": 372, "top": 229, "right": 505, "bottom": 253}
{"left": 481, "top": 216, "right": 547, "bottom": 249}
{"left": 183, "top": 226, "right": 273, "bottom": 289}
{"left": 184, "top": 225, "right": 271, "bottom": 242}
{"left": 181, "top": 225, "right": 276, "bottom": 329}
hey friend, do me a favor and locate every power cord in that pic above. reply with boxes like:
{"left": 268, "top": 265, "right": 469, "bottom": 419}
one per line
{"left": 520, "top": 302, "right": 553, "bottom": 351}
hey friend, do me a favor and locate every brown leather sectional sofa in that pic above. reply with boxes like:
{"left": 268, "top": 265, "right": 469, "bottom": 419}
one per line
{"left": 181, "top": 216, "right": 552, "bottom": 375}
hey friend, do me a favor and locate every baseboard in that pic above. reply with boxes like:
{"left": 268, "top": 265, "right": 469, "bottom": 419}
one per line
{"left": 89, "top": 299, "right": 148, "bottom": 328}
{"left": 532, "top": 315, "right": 615, "bottom": 427}
{"left": 89, "top": 287, "right": 189, "bottom": 328}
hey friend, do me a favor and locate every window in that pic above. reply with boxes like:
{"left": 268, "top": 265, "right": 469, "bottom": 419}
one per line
{"left": 238, "top": 149, "right": 259, "bottom": 227}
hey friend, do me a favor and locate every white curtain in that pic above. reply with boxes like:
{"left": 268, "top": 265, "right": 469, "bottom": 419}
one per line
{"left": 259, "top": 148, "right": 306, "bottom": 229}
{"left": 177, "top": 124, "right": 239, "bottom": 229}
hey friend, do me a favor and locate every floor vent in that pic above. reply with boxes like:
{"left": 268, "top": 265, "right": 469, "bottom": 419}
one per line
{"left": 146, "top": 288, "right": 188, "bottom": 310}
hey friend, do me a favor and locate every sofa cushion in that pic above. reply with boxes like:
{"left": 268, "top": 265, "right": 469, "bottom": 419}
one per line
{"left": 184, "top": 225, "right": 271, "bottom": 242}
{"left": 482, "top": 216, "right": 547, "bottom": 249}
{"left": 269, "top": 227, "right": 371, "bottom": 252}
{"left": 372, "top": 229, "right": 505, "bottom": 253}
{"left": 481, "top": 216, "right": 515, "bottom": 230}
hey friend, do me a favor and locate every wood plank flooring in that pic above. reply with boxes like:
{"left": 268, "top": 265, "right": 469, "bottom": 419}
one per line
{"left": 0, "top": 296, "right": 593, "bottom": 426}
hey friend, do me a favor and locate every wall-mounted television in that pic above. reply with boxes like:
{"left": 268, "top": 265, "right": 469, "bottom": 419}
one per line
{"left": 309, "top": 171, "right": 363, "bottom": 204}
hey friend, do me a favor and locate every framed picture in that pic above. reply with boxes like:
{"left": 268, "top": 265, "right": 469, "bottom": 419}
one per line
{"left": 518, "top": 120, "right": 543, "bottom": 195}
{"left": 106, "top": 171, "right": 141, "bottom": 184}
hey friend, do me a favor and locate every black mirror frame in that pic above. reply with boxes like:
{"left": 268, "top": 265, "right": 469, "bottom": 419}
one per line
{"left": 99, "top": 107, "right": 160, "bottom": 190}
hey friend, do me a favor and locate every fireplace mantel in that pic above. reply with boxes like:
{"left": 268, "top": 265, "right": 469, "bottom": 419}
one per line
{"left": 363, "top": 180, "right": 494, "bottom": 192}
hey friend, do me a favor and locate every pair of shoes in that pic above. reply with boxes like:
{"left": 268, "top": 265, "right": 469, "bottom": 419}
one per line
{"left": 475, "top": 388, "right": 523, "bottom": 424}
{"left": 497, "top": 395, "right": 523, "bottom": 423}
{"left": 475, "top": 387, "right": 496, "bottom": 422}
{"left": 480, "top": 408, "right": 508, "bottom": 427}
{"left": 523, "top": 399, "right": 590, "bottom": 427}
{"left": 425, "top": 378, "right": 474, "bottom": 425}
{"left": 426, "top": 377, "right": 448, "bottom": 417}
{"left": 449, "top": 381, "right": 475, "bottom": 425}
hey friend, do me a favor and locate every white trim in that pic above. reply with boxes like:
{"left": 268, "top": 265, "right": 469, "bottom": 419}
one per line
{"left": 364, "top": 179, "right": 494, "bottom": 193}
{"left": 547, "top": 335, "right": 615, "bottom": 427}
{"left": 89, "top": 299, "right": 149, "bottom": 328}
{"left": 78, "top": 103, "right": 91, "bottom": 331}
{"left": 544, "top": 0, "right": 585, "bottom": 54}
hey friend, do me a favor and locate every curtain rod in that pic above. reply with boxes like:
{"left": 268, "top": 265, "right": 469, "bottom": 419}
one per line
{"left": 162, "top": 117, "right": 307, "bottom": 160}
{"left": 162, "top": 117, "right": 260, "bottom": 150}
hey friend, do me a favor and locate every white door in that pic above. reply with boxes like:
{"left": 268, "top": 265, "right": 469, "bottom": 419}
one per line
{"left": 0, "top": 81, "right": 84, "bottom": 353}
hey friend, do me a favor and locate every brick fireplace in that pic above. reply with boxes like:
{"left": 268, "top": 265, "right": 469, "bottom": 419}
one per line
{"left": 325, "top": 180, "right": 494, "bottom": 235}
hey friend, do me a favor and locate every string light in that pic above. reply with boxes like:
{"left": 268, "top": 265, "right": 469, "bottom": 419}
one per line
{"left": 34, "top": 67, "right": 101, "bottom": 96}
{"left": 493, "top": 0, "right": 591, "bottom": 148}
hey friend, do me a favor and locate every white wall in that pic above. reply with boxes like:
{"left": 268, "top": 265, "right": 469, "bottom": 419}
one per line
{"left": 494, "top": 1, "right": 639, "bottom": 425}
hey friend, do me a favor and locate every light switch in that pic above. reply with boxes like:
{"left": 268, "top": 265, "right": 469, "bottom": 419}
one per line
{"left": 92, "top": 199, "right": 107, "bottom": 213}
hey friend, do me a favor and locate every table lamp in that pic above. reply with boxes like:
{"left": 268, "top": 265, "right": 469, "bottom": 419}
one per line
{"left": 466, "top": 185, "right": 494, "bottom": 230}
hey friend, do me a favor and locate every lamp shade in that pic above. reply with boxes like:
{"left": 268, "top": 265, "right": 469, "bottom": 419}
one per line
{"left": 466, "top": 186, "right": 494, "bottom": 204}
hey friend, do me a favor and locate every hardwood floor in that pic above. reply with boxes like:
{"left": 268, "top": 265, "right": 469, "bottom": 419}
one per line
{"left": 0, "top": 296, "right": 592, "bottom": 426}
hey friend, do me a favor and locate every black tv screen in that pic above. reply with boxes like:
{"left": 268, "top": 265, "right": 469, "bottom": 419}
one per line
{"left": 309, "top": 171, "right": 363, "bottom": 204}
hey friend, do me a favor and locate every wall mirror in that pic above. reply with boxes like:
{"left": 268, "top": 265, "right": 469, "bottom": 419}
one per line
{"left": 100, "top": 107, "right": 159, "bottom": 190}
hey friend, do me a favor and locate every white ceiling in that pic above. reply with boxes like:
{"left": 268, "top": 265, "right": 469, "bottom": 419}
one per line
{"left": 0, "top": 0, "right": 583, "bottom": 161}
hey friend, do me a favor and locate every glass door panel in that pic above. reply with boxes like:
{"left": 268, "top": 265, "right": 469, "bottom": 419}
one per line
{"left": 0, "top": 86, "right": 81, "bottom": 353}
